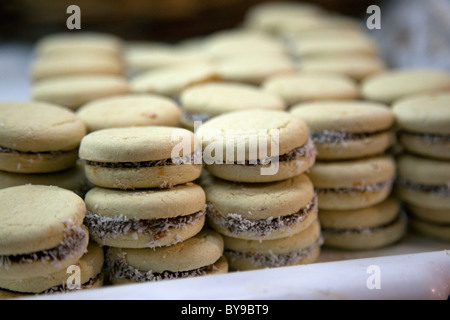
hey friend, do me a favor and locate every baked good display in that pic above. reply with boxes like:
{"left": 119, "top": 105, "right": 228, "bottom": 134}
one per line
{"left": 76, "top": 94, "right": 182, "bottom": 132}
{"left": 290, "top": 100, "right": 395, "bottom": 160}
{"left": 195, "top": 109, "right": 316, "bottom": 183}
{"left": 179, "top": 82, "right": 286, "bottom": 131}
{"left": 79, "top": 126, "right": 202, "bottom": 189}
{"left": 0, "top": 101, "right": 86, "bottom": 174}
{"left": 104, "top": 228, "right": 227, "bottom": 284}
{"left": 393, "top": 92, "right": 450, "bottom": 160}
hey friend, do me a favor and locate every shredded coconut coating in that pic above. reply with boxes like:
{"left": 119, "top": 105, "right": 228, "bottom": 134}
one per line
{"left": 396, "top": 178, "right": 450, "bottom": 196}
{"left": 0, "top": 222, "right": 88, "bottom": 270}
{"left": 398, "top": 130, "right": 450, "bottom": 143}
{"left": 41, "top": 275, "right": 101, "bottom": 295}
{"left": 105, "top": 250, "right": 216, "bottom": 282}
{"left": 310, "top": 130, "right": 388, "bottom": 144}
{"left": 316, "top": 179, "right": 394, "bottom": 194}
{"left": 225, "top": 236, "right": 323, "bottom": 268}
{"left": 84, "top": 206, "right": 206, "bottom": 242}
{"left": 206, "top": 195, "right": 317, "bottom": 238}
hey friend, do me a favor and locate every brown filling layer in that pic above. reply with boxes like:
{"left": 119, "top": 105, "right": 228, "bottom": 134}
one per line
{"left": 105, "top": 250, "right": 219, "bottom": 282}
{"left": 398, "top": 130, "right": 450, "bottom": 143}
{"left": 84, "top": 207, "right": 206, "bottom": 243}
{"left": 0, "top": 146, "right": 72, "bottom": 156}
{"left": 0, "top": 224, "right": 88, "bottom": 270}
{"left": 322, "top": 215, "right": 401, "bottom": 235}
{"left": 206, "top": 195, "right": 317, "bottom": 238}
{"left": 311, "top": 129, "right": 389, "bottom": 144}
{"left": 396, "top": 178, "right": 450, "bottom": 196}
{"left": 316, "top": 179, "right": 394, "bottom": 194}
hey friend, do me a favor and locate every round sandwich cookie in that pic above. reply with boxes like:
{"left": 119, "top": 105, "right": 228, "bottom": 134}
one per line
{"left": 32, "top": 75, "right": 130, "bottom": 111}
{"left": 195, "top": 109, "right": 316, "bottom": 183}
{"left": 130, "top": 62, "right": 220, "bottom": 98}
{"left": 79, "top": 126, "right": 202, "bottom": 190}
{"left": 0, "top": 102, "right": 86, "bottom": 174}
{"left": 223, "top": 218, "right": 322, "bottom": 271}
{"left": 215, "top": 55, "right": 296, "bottom": 85}
{"left": 76, "top": 94, "right": 182, "bottom": 132}
{"left": 407, "top": 206, "right": 450, "bottom": 242}
{"left": 319, "top": 198, "right": 407, "bottom": 250}
{"left": 290, "top": 100, "right": 395, "bottom": 160}
{"left": 297, "top": 54, "right": 386, "bottom": 81}
{"left": 262, "top": 72, "right": 359, "bottom": 107}
{"left": 308, "top": 154, "right": 396, "bottom": 210}
{"left": 84, "top": 183, "right": 206, "bottom": 248}
{"left": 0, "top": 185, "right": 89, "bottom": 280}
{"left": 0, "top": 242, "right": 104, "bottom": 295}
{"left": 30, "top": 53, "right": 125, "bottom": 82}
{"left": 361, "top": 69, "right": 450, "bottom": 104}
{"left": 396, "top": 154, "right": 450, "bottom": 210}
{"left": 35, "top": 32, "right": 123, "bottom": 59}
{"left": 105, "top": 228, "right": 228, "bottom": 284}
{"left": 0, "top": 160, "right": 92, "bottom": 197}
{"left": 393, "top": 93, "right": 450, "bottom": 160}
{"left": 201, "top": 173, "right": 318, "bottom": 241}
{"left": 179, "top": 82, "right": 286, "bottom": 131}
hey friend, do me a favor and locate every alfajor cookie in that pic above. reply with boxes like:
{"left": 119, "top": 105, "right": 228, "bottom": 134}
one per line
{"left": 105, "top": 228, "right": 227, "bottom": 284}
{"left": 361, "top": 69, "right": 450, "bottom": 104}
{"left": 0, "top": 102, "right": 86, "bottom": 174}
{"left": 0, "top": 185, "right": 89, "bottom": 280}
{"left": 84, "top": 183, "right": 206, "bottom": 248}
{"left": 195, "top": 109, "right": 316, "bottom": 183}
{"left": 319, "top": 198, "right": 407, "bottom": 250}
{"left": 32, "top": 75, "right": 130, "bottom": 111}
{"left": 76, "top": 94, "right": 182, "bottom": 132}
{"left": 393, "top": 93, "right": 450, "bottom": 160}
{"left": 179, "top": 82, "right": 286, "bottom": 130}
{"left": 201, "top": 173, "right": 318, "bottom": 241}
{"left": 406, "top": 204, "right": 450, "bottom": 242}
{"left": 308, "top": 155, "right": 396, "bottom": 210}
{"left": 262, "top": 72, "right": 359, "bottom": 107}
{"left": 79, "top": 126, "right": 202, "bottom": 189}
{"left": 0, "top": 242, "right": 104, "bottom": 296}
{"left": 290, "top": 100, "right": 395, "bottom": 160}
{"left": 396, "top": 154, "right": 450, "bottom": 210}
{"left": 223, "top": 219, "right": 322, "bottom": 271}
{"left": 130, "top": 62, "right": 220, "bottom": 98}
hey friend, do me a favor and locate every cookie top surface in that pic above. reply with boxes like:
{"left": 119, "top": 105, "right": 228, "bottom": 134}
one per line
{"left": 85, "top": 182, "right": 206, "bottom": 219}
{"left": 130, "top": 62, "right": 220, "bottom": 97}
{"left": 397, "top": 154, "right": 450, "bottom": 185}
{"left": 201, "top": 173, "right": 315, "bottom": 219}
{"left": 262, "top": 72, "right": 359, "bottom": 105}
{"left": 79, "top": 126, "right": 199, "bottom": 162}
{"left": 76, "top": 94, "right": 181, "bottom": 132}
{"left": 308, "top": 154, "right": 396, "bottom": 188}
{"left": 392, "top": 92, "right": 450, "bottom": 134}
{"left": 196, "top": 109, "right": 309, "bottom": 161}
{"left": 107, "top": 228, "right": 223, "bottom": 273}
{"left": 180, "top": 82, "right": 286, "bottom": 116}
{"left": 290, "top": 100, "right": 394, "bottom": 133}
{"left": 361, "top": 69, "right": 450, "bottom": 104}
{"left": 0, "top": 185, "right": 86, "bottom": 255}
{"left": 319, "top": 197, "right": 400, "bottom": 229}
{"left": 0, "top": 101, "right": 86, "bottom": 152}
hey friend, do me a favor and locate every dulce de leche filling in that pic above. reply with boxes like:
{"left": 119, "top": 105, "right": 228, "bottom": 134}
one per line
{"left": 396, "top": 178, "right": 450, "bottom": 196}
{"left": 316, "top": 179, "right": 394, "bottom": 194}
{"left": 310, "top": 129, "right": 390, "bottom": 144}
{"left": 206, "top": 195, "right": 318, "bottom": 238}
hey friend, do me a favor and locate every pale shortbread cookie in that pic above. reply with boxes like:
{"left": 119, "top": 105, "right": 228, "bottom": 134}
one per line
{"left": 223, "top": 219, "right": 322, "bottom": 271}
{"left": 76, "top": 94, "right": 182, "bottom": 132}
{"left": 196, "top": 109, "right": 316, "bottom": 183}
{"left": 319, "top": 198, "right": 406, "bottom": 250}
{"left": 201, "top": 173, "right": 318, "bottom": 240}
{"left": 179, "top": 82, "right": 286, "bottom": 130}
{"left": 393, "top": 92, "right": 450, "bottom": 160}
{"left": 396, "top": 154, "right": 450, "bottom": 210}
{"left": 0, "top": 242, "right": 104, "bottom": 294}
{"left": 105, "top": 228, "right": 227, "bottom": 283}
{"left": 130, "top": 62, "right": 220, "bottom": 98}
{"left": 79, "top": 126, "right": 202, "bottom": 189}
{"left": 308, "top": 155, "right": 396, "bottom": 210}
{"left": 262, "top": 72, "right": 359, "bottom": 106}
{"left": 0, "top": 185, "right": 89, "bottom": 279}
{"left": 84, "top": 183, "right": 206, "bottom": 248}
{"left": 361, "top": 69, "right": 450, "bottom": 104}
{"left": 32, "top": 75, "right": 130, "bottom": 111}
{"left": 0, "top": 102, "right": 86, "bottom": 173}
{"left": 290, "top": 100, "right": 394, "bottom": 160}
